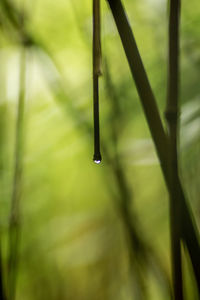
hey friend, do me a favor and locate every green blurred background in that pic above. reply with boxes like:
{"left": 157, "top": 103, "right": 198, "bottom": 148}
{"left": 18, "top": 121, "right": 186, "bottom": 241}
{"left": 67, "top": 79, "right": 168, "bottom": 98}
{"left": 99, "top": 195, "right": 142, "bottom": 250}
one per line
{"left": 0, "top": 0, "right": 200, "bottom": 299}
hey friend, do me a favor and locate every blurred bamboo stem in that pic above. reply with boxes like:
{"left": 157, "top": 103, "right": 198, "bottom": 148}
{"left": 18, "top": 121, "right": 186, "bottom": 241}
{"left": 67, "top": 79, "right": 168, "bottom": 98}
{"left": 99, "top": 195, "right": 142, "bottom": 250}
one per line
{"left": 0, "top": 239, "right": 7, "bottom": 300}
{"left": 8, "top": 46, "right": 26, "bottom": 300}
{"left": 165, "top": 0, "right": 183, "bottom": 298}
{"left": 106, "top": 0, "right": 200, "bottom": 291}
{"left": 0, "top": 101, "right": 7, "bottom": 300}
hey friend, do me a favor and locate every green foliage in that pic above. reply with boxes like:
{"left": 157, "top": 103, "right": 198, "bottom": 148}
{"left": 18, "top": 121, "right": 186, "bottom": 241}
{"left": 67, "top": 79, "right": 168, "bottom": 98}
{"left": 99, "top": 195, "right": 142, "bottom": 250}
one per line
{"left": 0, "top": 0, "right": 200, "bottom": 299}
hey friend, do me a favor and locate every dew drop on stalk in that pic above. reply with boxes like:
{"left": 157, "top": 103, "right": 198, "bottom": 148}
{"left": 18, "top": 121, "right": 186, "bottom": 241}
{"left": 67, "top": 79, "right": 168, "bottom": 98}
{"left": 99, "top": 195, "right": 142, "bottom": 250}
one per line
{"left": 93, "top": 159, "right": 101, "bottom": 164}
{"left": 93, "top": 153, "right": 102, "bottom": 164}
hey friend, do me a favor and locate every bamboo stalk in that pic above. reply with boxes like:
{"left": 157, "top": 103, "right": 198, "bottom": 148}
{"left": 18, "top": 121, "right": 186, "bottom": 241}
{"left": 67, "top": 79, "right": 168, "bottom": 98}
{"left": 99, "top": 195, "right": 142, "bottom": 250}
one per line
{"left": 93, "top": 0, "right": 102, "bottom": 163}
{"left": 165, "top": 0, "right": 183, "bottom": 298}
{"left": 8, "top": 46, "right": 26, "bottom": 300}
{"left": 106, "top": 0, "right": 200, "bottom": 291}
{"left": 0, "top": 105, "right": 6, "bottom": 300}
{"left": 0, "top": 239, "right": 7, "bottom": 300}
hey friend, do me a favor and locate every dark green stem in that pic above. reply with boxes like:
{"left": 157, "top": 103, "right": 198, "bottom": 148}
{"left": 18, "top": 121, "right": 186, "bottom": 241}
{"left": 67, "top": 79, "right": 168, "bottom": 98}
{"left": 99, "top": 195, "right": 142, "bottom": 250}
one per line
{"left": 93, "top": 0, "right": 102, "bottom": 162}
{"left": 166, "top": 0, "right": 183, "bottom": 298}
{"left": 0, "top": 239, "right": 7, "bottom": 300}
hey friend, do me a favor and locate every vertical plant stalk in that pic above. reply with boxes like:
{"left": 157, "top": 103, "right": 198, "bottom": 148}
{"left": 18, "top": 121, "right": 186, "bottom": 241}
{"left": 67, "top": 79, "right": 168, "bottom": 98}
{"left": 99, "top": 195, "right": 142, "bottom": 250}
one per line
{"left": 0, "top": 244, "right": 4, "bottom": 299}
{"left": 0, "top": 99, "right": 7, "bottom": 300}
{"left": 93, "top": 0, "right": 102, "bottom": 163}
{"left": 8, "top": 46, "right": 26, "bottom": 300}
{"left": 165, "top": 0, "right": 183, "bottom": 298}
{"left": 0, "top": 239, "right": 7, "bottom": 300}
{"left": 106, "top": 0, "right": 200, "bottom": 291}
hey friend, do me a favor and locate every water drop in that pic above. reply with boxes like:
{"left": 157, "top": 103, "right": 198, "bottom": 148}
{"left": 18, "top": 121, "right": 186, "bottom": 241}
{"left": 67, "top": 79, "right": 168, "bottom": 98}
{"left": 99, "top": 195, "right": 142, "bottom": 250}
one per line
{"left": 93, "top": 159, "right": 101, "bottom": 164}
{"left": 93, "top": 153, "right": 102, "bottom": 164}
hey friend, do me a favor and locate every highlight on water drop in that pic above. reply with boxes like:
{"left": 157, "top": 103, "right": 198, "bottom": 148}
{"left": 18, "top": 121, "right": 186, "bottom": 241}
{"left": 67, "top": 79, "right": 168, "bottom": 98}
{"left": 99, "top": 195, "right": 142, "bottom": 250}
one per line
{"left": 93, "top": 153, "right": 102, "bottom": 164}
{"left": 93, "top": 159, "right": 101, "bottom": 164}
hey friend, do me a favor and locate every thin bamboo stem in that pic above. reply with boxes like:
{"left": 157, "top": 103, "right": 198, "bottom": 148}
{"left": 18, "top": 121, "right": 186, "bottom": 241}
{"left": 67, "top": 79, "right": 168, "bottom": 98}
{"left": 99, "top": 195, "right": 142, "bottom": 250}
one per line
{"left": 0, "top": 239, "right": 7, "bottom": 300}
{"left": 8, "top": 46, "right": 26, "bottom": 300}
{"left": 106, "top": 0, "right": 200, "bottom": 292}
{"left": 0, "top": 106, "right": 7, "bottom": 300}
{"left": 166, "top": 0, "right": 183, "bottom": 298}
{"left": 93, "top": 0, "right": 102, "bottom": 163}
